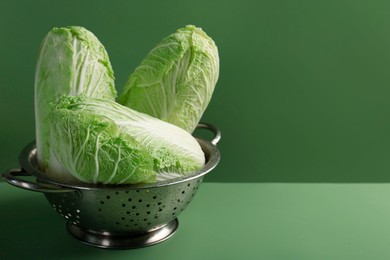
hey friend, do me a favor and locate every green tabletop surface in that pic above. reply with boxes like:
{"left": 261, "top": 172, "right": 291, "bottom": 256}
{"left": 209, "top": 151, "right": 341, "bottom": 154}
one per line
{"left": 1, "top": 181, "right": 390, "bottom": 260}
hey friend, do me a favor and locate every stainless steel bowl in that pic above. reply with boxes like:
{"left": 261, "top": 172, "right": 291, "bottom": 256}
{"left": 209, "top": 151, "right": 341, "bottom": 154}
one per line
{"left": 3, "top": 123, "right": 220, "bottom": 249}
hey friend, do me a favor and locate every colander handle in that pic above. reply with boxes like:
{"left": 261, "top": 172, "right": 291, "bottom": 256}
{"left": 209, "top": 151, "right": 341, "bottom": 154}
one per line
{"left": 196, "top": 122, "right": 221, "bottom": 146}
{"left": 2, "top": 168, "right": 77, "bottom": 193}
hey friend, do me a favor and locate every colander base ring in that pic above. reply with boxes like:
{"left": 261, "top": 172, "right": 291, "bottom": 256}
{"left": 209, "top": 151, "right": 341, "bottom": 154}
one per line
{"left": 66, "top": 219, "right": 179, "bottom": 249}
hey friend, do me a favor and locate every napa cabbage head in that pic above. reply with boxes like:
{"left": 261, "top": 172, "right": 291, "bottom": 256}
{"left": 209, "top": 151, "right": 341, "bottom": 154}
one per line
{"left": 118, "top": 25, "right": 219, "bottom": 133}
{"left": 34, "top": 26, "right": 117, "bottom": 172}
{"left": 48, "top": 96, "right": 205, "bottom": 184}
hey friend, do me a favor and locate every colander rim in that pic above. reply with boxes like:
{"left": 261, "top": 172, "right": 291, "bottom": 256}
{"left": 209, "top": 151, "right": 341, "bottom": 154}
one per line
{"left": 18, "top": 138, "right": 220, "bottom": 190}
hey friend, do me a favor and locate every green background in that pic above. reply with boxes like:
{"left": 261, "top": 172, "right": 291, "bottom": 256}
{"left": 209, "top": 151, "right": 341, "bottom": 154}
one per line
{"left": 1, "top": 0, "right": 390, "bottom": 183}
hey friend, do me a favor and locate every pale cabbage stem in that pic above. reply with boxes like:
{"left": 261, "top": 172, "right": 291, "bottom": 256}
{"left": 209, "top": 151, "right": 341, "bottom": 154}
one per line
{"left": 160, "top": 81, "right": 167, "bottom": 119}
{"left": 74, "top": 126, "right": 91, "bottom": 162}
{"left": 78, "top": 49, "right": 90, "bottom": 94}
{"left": 88, "top": 61, "right": 103, "bottom": 97}
{"left": 93, "top": 131, "right": 103, "bottom": 183}
{"left": 71, "top": 37, "right": 78, "bottom": 95}
{"left": 106, "top": 145, "right": 121, "bottom": 183}
{"left": 143, "top": 84, "right": 159, "bottom": 117}
{"left": 149, "top": 41, "right": 180, "bottom": 53}
{"left": 66, "top": 117, "right": 78, "bottom": 178}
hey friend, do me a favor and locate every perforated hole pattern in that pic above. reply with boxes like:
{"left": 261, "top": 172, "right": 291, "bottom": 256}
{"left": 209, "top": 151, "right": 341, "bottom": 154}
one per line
{"left": 44, "top": 178, "right": 203, "bottom": 233}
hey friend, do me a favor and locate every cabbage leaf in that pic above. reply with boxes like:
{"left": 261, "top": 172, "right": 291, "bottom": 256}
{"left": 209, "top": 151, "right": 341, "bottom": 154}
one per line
{"left": 48, "top": 96, "right": 205, "bottom": 184}
{"left": 34, "top": 26, "right": 117, "bottom": 172}
{"left": 118, "top": 25, "right": 219, "bottom": 133}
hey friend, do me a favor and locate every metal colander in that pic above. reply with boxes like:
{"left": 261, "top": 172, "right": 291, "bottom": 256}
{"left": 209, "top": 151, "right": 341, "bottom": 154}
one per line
{"left": 3, "top": 123, "right": 220, "bottom": 249}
